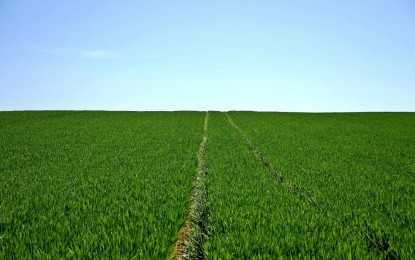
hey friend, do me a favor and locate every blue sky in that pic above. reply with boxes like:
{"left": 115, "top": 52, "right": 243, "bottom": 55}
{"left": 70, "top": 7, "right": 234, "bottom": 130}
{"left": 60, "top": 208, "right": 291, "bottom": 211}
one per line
{"left": 1, "top": 0, "right": 414, "bottom": 111}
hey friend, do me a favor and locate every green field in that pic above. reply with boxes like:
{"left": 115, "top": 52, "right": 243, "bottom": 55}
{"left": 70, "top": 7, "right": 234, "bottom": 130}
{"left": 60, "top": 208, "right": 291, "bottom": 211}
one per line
{"left": 1, "top": 111, "right": 414, "bottom": 258}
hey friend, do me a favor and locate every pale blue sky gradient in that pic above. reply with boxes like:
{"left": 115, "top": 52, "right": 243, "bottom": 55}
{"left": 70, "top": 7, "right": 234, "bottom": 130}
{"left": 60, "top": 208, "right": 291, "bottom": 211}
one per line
{"left": 1, "top": 0, "right": 414, "bottom": 111}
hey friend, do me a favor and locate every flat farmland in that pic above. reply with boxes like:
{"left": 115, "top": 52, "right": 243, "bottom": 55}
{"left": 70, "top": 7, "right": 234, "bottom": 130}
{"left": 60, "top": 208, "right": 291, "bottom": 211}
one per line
{"left": 225, "top": 112, "right": 415, "bottom": 258}
{"left": 1, "top": 111, "right": 414, "bottom": 258}
{"left": 0, "top": 111, "right": 205, "bottom": 258}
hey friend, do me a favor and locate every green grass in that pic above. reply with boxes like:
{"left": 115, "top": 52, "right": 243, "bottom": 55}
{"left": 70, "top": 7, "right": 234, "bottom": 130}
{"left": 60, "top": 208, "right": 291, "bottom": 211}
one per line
{"left": 1, "top": 111, "right": 414, "bottom": 258}
{"left": 0, "top": 111, "right": 205, "bottom": 258}
{"left": 227, "top": 111, "right": 415, "bottom": 258}
{"left": 205, "top": 112, "right": 313, "bottom": 258}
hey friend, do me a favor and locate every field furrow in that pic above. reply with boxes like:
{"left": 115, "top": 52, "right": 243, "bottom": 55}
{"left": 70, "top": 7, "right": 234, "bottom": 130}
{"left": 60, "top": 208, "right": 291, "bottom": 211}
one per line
{"left": 171, "top": 112, "right": 209, "bottom": 259}
{"left": 205, "top": 112, "right": 325, "bottom": 258}
{"left": 225, "top": 113, "right": 316, "bottom": 206}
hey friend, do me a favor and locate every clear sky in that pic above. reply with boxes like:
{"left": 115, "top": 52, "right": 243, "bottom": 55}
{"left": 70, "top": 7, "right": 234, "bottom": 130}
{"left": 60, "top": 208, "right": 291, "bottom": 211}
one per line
{"left": 1, "top": 0, "right": 414, "bottom": 112}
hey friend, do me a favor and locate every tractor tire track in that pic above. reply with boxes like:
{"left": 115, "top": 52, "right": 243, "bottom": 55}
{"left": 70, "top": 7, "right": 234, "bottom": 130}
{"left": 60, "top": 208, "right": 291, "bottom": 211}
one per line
{"left": 225, "top": 112, "right": 317, "bottom": 207}
{"left": 170, "top": 112, "right": 209, "bottom": 259}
